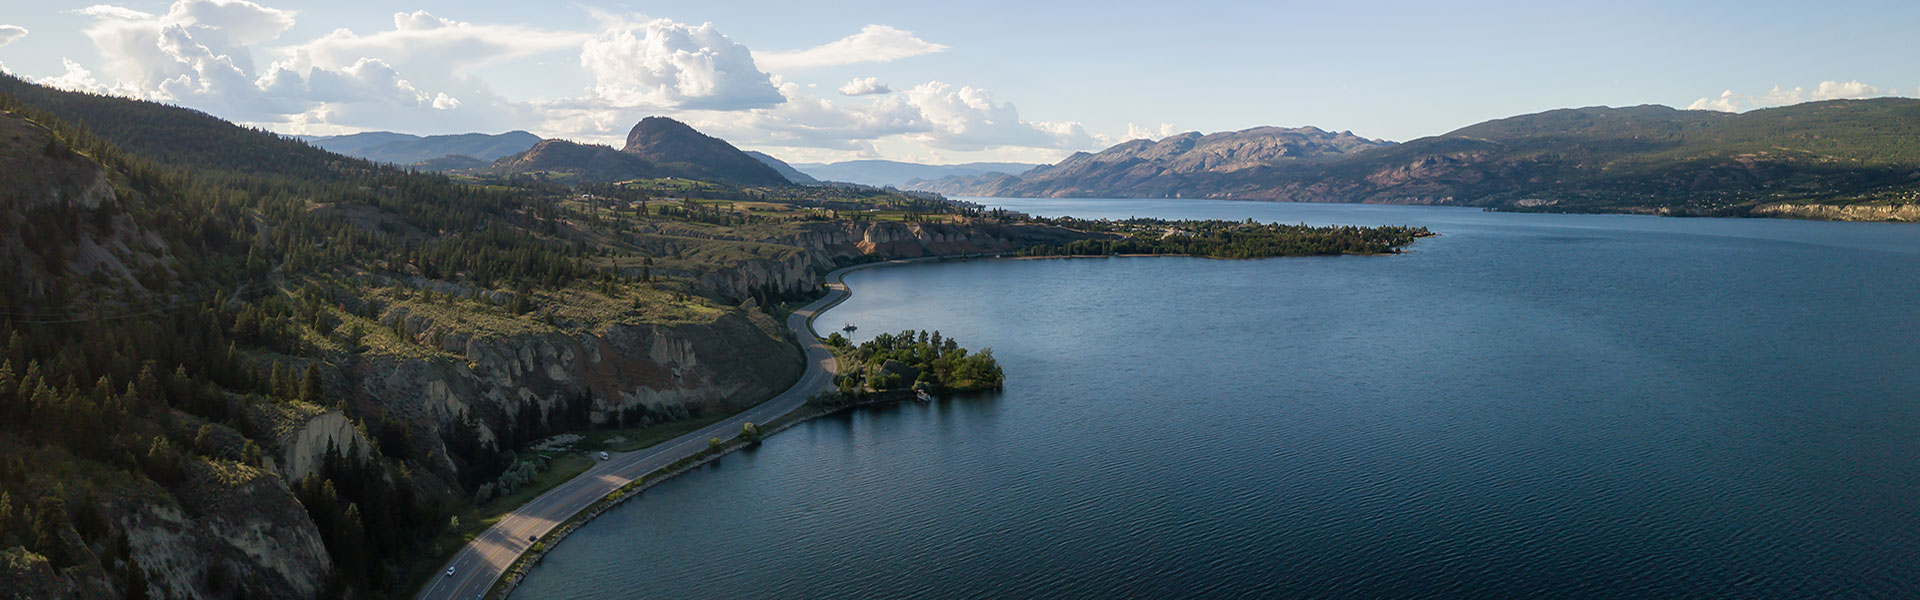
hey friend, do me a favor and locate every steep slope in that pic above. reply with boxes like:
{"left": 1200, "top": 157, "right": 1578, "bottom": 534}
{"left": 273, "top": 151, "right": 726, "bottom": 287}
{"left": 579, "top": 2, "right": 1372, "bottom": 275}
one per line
{"left": 301, "top": 130, "right": 541, "bottom": 165}
{"left": 797, "top": 160, "right": 1041, "bottom": 187}
{"left": 621, "top": 117, "right": 788, "bottom": 185}
{"left": 0, "top": 73, "right": 363, "bottom": 181}
{"left": 912, "top": 126, "right": 1392, "bottom": 198}
{"left": 745, "top": 150, "right": 820, "bottom": 184}
{"left": 488, "top": 139, "right": 661, "bottom": 182}
{"left": 0, "top": 108, "right": 337, "bottom": 600}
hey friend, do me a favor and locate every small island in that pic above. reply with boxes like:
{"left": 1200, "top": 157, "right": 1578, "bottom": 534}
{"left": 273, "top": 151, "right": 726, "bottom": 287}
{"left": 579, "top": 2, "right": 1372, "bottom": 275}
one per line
{"left": 1018, "top": 217, "right": 1434, "bottom": 259}
{"left": 814, "top": 330, "right": 1004, "bottom": 406}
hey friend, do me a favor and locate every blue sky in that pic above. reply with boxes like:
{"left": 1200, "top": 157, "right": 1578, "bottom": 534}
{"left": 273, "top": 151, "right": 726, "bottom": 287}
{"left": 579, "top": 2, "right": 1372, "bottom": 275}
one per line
{"left": 0, "top": 0, "right": 1915, "bottom": 164}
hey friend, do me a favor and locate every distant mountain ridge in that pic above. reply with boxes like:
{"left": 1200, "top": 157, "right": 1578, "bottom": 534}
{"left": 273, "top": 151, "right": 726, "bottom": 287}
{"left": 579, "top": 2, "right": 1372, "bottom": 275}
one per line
{"left": 910, "top": 126, "right": 1389, "bottom": 198}
{"left": 299, "top": 130, "right": 541, "bottom": 167}
{"left": 744, "top": 151, "right": 819, "bottom": 184}
{"left": 906, "top": 100, "right": 1920, "bottom": 216}
{"left": 793, "top": 160, "right": 1043, "bottom": 188}
{"left": 486, "top": 116, "right": 790, "bottom": 185}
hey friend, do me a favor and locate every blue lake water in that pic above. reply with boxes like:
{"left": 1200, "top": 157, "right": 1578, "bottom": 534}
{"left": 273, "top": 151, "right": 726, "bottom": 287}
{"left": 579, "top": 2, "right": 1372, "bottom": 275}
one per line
{"left": 511, "top": 199, "right": 1920, "bottom": 598}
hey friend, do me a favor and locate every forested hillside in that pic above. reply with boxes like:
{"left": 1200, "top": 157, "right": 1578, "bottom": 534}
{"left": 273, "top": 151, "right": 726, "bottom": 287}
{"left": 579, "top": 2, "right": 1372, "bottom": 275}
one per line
{"left": 0, "top": 72, "right": 1438, "bottom": 600}
{"left": 0, "top": 74, "right": 1034, "bottom": 599}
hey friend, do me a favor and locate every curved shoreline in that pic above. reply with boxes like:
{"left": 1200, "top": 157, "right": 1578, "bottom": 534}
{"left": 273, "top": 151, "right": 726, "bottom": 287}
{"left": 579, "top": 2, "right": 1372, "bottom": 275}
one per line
{"left": 452, "top": 248, "right": 1428, "bottom": 599}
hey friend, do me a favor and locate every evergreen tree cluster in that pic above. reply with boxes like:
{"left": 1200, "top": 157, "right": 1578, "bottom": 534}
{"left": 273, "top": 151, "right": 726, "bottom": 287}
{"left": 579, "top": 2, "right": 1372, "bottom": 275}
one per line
{"left": 1021, "top": 217, "right": 1432, "bottom": 259}
{"left": 827, "top": 330, "right": 1004, "bottom": 394}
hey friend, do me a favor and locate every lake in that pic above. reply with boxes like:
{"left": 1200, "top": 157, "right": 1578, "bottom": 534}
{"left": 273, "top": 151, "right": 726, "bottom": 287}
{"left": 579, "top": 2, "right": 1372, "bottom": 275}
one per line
{"left": 510, "top": 199, "right": 1920, "bottom": 598}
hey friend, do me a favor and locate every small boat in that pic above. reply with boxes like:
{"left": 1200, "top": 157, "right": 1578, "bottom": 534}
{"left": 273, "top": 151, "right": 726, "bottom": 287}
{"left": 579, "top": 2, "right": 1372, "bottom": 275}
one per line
{"left": 914, "top": 390, "right": 933, "bottom": 402}
{"left": 843, "top": 323, "right": 858, "bottom": 332}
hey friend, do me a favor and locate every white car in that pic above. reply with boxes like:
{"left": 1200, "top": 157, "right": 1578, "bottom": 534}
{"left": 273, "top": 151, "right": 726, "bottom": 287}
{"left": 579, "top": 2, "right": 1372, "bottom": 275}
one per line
{"left": 446, "top": 567, "right": 455, "bottom": 577}
{"left": 600, "top": 451, "right": 610, "bottom": 461}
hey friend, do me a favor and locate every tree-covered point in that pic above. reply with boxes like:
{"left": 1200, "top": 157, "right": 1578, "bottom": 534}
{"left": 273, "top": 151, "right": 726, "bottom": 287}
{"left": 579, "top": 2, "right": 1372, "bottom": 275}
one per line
{"left": 825, "top": 330, "right": 1003, "bottom": 394}
{"left": 1019, "top": 217, "right": 1434, "bottom": 259}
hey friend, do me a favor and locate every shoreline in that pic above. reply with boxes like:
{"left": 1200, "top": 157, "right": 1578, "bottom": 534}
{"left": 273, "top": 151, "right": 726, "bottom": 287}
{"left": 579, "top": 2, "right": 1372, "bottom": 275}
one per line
{"left": 957, "top": 195, "right": 1920, "bottom": 224}
{"left": 469, "top": 244, "right": 1435, "bottom": 599}
{"left": 487, "top": 396, "right": 884, "bottom": 598}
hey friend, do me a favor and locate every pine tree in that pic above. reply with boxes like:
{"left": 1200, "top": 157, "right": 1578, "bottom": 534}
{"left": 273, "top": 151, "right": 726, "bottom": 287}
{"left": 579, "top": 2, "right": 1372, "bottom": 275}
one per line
{"left": 299, "top": 364, "right": 322, "bottom": 405}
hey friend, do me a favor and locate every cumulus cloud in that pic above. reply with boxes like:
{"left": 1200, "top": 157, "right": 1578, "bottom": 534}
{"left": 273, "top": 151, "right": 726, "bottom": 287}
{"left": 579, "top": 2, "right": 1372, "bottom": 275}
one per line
{"left": 838, "top": 76, "right": 890, "bottom": 96}
{"left": 0, "top": 25, "right": 27, "bottom": 46}
{"left": 1688, "top": 80, "right": 1909, "bottom": 112}
{"left": 756, "top": 25, "right": 946, "bottom": 71}
{"left": 41, "top": 4, "right": 1094, "bottom": 160}
{"left": 578, "top": 18, "right": 782, "bottom": 110}
{"left": 281, "top": 10, "right": 585, "bottom": 78}
{"left": 901, "top": 82, "right": 1091, "bottom": 150}
{"left": 1125, "top": 122, "right": 1178, "bottom": 141}
{"left": 57, "top": 2, "right": 521, "bottom": 129}
{"left": 640, "top": 80, "right": 1090, "bottom": 154}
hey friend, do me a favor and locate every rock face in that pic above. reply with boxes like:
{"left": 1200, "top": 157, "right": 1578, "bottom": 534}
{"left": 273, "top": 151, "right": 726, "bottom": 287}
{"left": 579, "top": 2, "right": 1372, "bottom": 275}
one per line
{"left": 360, "top": 219, "right": 1089, "bottom": 479}
{"left": 273, "top": 411, "right": 372, "bottom": 483}
{"left": 622, "top": 117, "right": 789, "bottom": 186}
{"left": 356, "top": 312, "right": 802, "bottom": 454}
{"left": 122, "top": 463, "right": 334, "bottom": 600}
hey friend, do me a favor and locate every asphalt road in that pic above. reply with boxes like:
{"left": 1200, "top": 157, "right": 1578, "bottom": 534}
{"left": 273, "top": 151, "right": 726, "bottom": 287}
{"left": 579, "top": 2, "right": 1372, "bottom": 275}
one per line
{"left": 415, "top": 267, "right": 860, "bottom": 600}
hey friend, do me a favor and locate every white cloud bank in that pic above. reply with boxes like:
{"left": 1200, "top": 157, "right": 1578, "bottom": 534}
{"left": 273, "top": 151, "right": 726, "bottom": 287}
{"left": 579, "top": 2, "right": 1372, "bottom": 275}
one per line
{"left": 578, "top": 18, "right": 782, "bottom": 110}
{"left": 1688, "top": 80, "right": 1911, "bottom": 112}
{"left": 838, "top": 76, "right": 890, "bottom": 96}
{"left": 755, "top": 25, "right": 947, "bottom": 71}
{"left": 39, "top": 2, "right": 1103, "bottom": 160}
{"left": 0, "top": 25, "right": 27, "bottom": 46}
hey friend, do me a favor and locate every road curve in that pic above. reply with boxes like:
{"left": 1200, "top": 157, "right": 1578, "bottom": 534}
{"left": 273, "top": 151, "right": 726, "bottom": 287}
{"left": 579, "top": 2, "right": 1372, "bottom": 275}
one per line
{"left": 415, "top": 264, "right": 875, "bottom": 600}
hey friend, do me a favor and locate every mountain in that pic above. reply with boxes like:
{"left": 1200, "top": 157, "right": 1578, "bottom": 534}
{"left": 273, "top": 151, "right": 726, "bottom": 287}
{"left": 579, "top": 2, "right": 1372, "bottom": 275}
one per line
{"left": 1236, "top": 100, "right": 1920, "bottom": 214}
{"left": 620, "top": 117, "right": 788, "bottom": 185}
{"left": 488, "top": 139, "right": 661, "bottom": 182}
{"left": 486, "top": 117, "right": 790, "bottom": 185}
{"left": 299, "top": 130, "right": 540, "bottom": 165}
{"left": 744, "top": 150, "right": 820, "bottom": 184}
{"left": 913, "top": 101, "right": 1920, "bottom": 217}
{"left": 793, "top": 160, "right": 1043, "bottom": 188}
{"left": 905, "top": 126, "right": 1392, "bottom": 198}
{"left": 903, "top": 172, "right": 1023, "bottom": 196}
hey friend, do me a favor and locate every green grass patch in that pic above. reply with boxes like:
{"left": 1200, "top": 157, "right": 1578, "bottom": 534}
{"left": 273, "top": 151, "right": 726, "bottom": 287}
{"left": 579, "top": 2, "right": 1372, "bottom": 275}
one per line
{"left": 477, "top": 453, "right": 594, "bottom": 515}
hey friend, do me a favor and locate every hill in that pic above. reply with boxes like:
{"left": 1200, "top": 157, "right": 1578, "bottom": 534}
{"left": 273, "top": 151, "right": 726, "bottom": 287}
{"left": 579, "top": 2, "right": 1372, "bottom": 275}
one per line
{"left": 486, "top": 117, "right": 791, "bottom": 185}
{"left": 299, "top": 131, "right": 541, "bottom": 165}
{"left": 794, "top": 160, "right": 1042, "bottom": 188}
{"left": 910, "top": 126, "right": 1390, "bottom": 198}
{"left": 488, "top": 139, "right": 662, "bottom": 182}
{"left": 0, "top": 74, "right": 1108, "bottom": 600}
{"left": 620, "top": 117, "right": 788, "bottom": 186}
{"left": 927, "top": 101, "right": 1920, "bottom": 218}
{"left": 745, "top": 150, "right": 820, "bottom": 184}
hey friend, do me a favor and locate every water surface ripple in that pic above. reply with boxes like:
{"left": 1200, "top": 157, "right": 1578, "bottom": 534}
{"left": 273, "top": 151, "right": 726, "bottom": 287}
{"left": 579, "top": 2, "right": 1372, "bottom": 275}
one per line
{"left": 512, "top": 199, "right": 1920, "bottom": 599}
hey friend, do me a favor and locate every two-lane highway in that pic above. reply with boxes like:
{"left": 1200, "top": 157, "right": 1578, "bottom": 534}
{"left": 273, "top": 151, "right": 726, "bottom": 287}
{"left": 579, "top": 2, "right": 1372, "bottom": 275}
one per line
{"left": 417, "top": 265, "right": 866, "bottom": 600}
